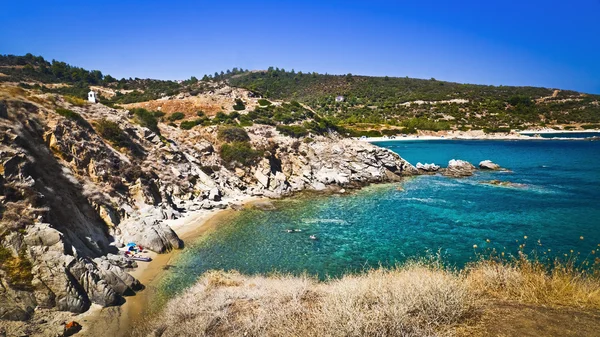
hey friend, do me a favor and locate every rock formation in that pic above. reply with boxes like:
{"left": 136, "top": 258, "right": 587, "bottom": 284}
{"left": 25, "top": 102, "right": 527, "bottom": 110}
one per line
{"left": 0, "top": 93, "right": 416, "bottom": 320}
{"left": 442, "top": 159, "right": 476, "bottom": 177}
{"left": 416, "top": 162, "right": 440, "bottom": 173}
{"left": 479, "top": 160, "right": 501, "bottom": 170}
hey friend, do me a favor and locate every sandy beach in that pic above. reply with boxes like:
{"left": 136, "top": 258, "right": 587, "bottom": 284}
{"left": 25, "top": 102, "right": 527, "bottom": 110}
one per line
{"left": 358, "top": 129, "right": 600, "bottom": 142}
{"left": 78, "top": 195, "right": 263, "bottom": 337}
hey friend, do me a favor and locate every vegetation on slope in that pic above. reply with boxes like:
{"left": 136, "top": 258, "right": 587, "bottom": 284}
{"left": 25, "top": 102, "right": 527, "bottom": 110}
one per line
{"left": 229, "top": 68, "right": 600, "bottom": 132}
{"left": 4, "top": 54, "right": 600, "bottom": 133}
{"left": 136, "top": 251, "right": 600, "bottom": 337}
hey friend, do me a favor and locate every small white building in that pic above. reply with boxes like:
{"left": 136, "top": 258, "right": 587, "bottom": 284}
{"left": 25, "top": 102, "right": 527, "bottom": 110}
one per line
{"left": 88, "top": 90, "right": 98, "bottom": 103}
{"left": 335, "top": 95, "right": 345, "bottom": 102}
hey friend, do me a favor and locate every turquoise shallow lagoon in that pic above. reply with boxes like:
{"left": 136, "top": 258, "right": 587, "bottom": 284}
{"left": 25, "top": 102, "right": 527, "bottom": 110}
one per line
{"left": 158, "top": 140, "right": 600, "bottom": 299}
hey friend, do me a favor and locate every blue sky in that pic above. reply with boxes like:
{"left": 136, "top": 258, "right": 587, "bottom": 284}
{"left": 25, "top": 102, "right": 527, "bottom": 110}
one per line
{"left": 1, "top": 0, "right": 599, "bottom": 93}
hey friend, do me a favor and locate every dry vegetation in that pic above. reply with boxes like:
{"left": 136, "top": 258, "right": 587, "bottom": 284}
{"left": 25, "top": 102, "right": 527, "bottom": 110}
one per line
{"left": 136, "top": 254, "right": 600, "bottom": 337}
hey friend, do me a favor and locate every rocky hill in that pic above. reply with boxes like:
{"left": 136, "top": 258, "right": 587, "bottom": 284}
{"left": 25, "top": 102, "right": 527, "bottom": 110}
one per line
{"left": 0, "top": 82, "right": 416, "bottom": 321}
{"left": 3, "top": 54, "right": 599, "bottom": 138}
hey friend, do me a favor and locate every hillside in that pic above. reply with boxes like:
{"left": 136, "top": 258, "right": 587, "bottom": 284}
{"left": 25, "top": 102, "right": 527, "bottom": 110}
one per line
{"left": 0, "top": 79, "right": 414, "bottom": 327}
{"left": 2, "top": 54, "right": 600, "bottom": 137}
{"left": 229, "top": 69, "right": 600, "bottom": 134}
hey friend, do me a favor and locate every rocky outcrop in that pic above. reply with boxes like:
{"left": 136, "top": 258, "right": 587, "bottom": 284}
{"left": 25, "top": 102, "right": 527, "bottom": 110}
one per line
{"left": 0, "top": 95, "right": 418, "bottom": 321}
{"left": 480, "top": 180, "right": 526, "bottom": 188}
{"left": 416, "top": 162, "right": 440, "bottom": 173}
{"left": 479, "top": 160, "right": 501, "bottom": 170}
{"left": 442, "top": 159, "right": 476, "bottom": 177}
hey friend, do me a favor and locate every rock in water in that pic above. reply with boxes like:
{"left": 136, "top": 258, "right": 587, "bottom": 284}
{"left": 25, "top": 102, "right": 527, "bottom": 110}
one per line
{"left": 443, "top": 159, "right": 476, "bottom": 177}
{"left": 479, "top": 160, "right": 501, "bottom": 170}
{"left": 416, "top": 162, "right": 440, "bottom": 173}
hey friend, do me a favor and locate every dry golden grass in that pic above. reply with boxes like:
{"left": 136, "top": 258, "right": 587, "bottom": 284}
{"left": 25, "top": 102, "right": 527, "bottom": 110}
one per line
{"left": 137, "top": 253, "right": 600, "bottom": 337}
{"left": 64, "top": 95, "right": 88, "bottom": 107}
{"left": 465, "top": 255, "right": 600, "bottom": 309}
{"left": 138, "top": 263, "right": 478, "bottom": 337}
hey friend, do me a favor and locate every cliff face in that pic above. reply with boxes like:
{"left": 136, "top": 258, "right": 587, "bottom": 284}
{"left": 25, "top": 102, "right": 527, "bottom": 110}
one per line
{"left": 0, "top": 89, "right": 415, "bottom": 321}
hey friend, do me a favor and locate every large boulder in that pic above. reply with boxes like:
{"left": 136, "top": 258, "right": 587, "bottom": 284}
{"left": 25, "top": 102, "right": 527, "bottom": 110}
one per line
{"left": 443, "top": 159, "right": 476, "bottom": 177}
{"left": 479, "top": 160, "right": 501, "bottom": 170}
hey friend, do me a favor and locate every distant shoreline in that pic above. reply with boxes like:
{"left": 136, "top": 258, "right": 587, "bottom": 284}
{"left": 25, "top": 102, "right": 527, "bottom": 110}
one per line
{"left": 359, "top": 129, "right": 600, "bottom": 143}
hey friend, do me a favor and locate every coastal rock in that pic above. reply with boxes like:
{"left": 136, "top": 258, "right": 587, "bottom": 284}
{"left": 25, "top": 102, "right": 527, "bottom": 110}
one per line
{"left": 480, "top": 180, "right": 526, "bottom": 188}
{"left": 416, "top": 162, "right": 440, "bottom": 173}
{"left": 0, "top": 95, "right": 418, "bottom": 321}
{"left": 208, "top": 187, "right": 221, "bottom": 201}
{"left": 130, "top": 223, "right": 183, "bottom": 253}
{"left": 479, "top": 160, "right": 501, "bottom": 170}
{"left": 442, "top": 159, "right": 476, "bottom": 177}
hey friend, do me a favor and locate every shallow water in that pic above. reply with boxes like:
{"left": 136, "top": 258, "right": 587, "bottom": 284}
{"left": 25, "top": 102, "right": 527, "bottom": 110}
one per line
{"left": 158, "top": 140, "right": 600, "bottom": 299}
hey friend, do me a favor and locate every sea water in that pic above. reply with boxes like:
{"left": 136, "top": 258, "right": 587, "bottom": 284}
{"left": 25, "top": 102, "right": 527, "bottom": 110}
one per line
{"left": 157, "top": 140, "right": 600, "bottom": 298}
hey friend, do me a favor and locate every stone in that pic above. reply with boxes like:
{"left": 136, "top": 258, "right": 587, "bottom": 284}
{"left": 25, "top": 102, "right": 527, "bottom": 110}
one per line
{"left": 416, "top": 162, "right": 440, "bottom": 172}
{"left": 208, "top": 187, "right": 221, "bottom": 201}
{"left": 442, "top": 159, "right": 476, "bottom": 177}
{"left": 479, "top": 160, "right": 501, "bottom": 170}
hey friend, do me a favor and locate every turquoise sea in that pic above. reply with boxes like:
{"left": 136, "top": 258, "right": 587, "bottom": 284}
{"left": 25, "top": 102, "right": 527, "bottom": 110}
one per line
{"left": 158, "top": 139, "right": 600, "bottom": 299}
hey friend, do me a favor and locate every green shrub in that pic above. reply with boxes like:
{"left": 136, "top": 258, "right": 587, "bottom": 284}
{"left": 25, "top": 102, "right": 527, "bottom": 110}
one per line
{"left": 55, "top": 108, "right": 83, "bottom": 121}
{"left": 220, "top": 142, "right": 263, "bottom": 167}
{"left": 483, "top": 127, "right": 511, "bottom": 134}
{"left": 0, "top": 246, "right": 34, "bottom": 290}
{"left": 232, "top": 98, "right": 246, "bottom": 111}
{"left": 168, "top": 112, "right": 185, "bottom": 121}
{"left": 581, "top": 124, "right": 600, "bottom": 130}
{"left": 130, "top": 108, "right": 162, "bottom": 134}
{"left": 218, "top": 126, "right": 250, "bottom": 142}
{"left": 180, "top": 120, "right": 197, "bottom": 130}
{"left": 258, "top": 99, "right": 271, "bottom": 106}
{"left": 276, "top": 125, "right": 308, "bottom": 138}
{"left": 402, "top": 118, "right": 450, "bottom": 131}
{"left": 196, "top": 110, "right": 206, "bottom": 117}
{"left": 94, "top": 119, "right": 129, "bottom": 147}
{"left": 381, "top": 129, "right": 402, "bottom": 136}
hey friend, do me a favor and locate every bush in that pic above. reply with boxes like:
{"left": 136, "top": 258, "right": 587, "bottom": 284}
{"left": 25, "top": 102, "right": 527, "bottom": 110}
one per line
{"left": 196, "top": 110, "right": 206, "bottom": 117}
{"left": 483, "top": 127, "right": 511, "bottom": 134}
{"left": 55, "top": 108, "right": 83, "bottom": 121}
{"left": 220, "top": 142, "right": 263, "bottom": 167}
{"left": 232, "top": 98, "right": 246, "bottom": 111}
{"left": 94, "top": 119, "right": 129, "bottom": 147}
{"left": 64, "top": 95, "right": 88, "bottom": 107}
{"left": 218, "top": 126, "right": 250, "bottom": 142}
{"left": 180, "top": 120, "right": 197, "bottom": 130}
{"left": 0, "top": 246, "right": 34, "bottom": 291}
{"left": 130, "top": 108, "right": 162, "bottom": 134}
{"left": 136, "top": 263, "right": 476, "bottom": 337}
{"left": 168, "top": 112, "right": 185, "bottom": 121}
{"left": 581, "top": 124, "right": 600, "bottom": 130}
{"left": 276, "top": 125, "right": 308, "bottom": 138}
{"left": 258, "top": 99, "right": 272, "bottom": 106}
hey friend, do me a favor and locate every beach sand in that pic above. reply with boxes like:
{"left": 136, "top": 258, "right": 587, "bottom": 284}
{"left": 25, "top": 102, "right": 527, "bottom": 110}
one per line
{"left": 358, "top": 129, "right": 600, "bottom": 142}
{"left": 78, "top": 196, "right": 262, "bottom": 337}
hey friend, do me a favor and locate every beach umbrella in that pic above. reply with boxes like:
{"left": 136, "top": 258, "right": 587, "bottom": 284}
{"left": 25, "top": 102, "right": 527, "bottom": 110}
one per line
{"left": 126, "top": 242, "right": 137, "bottom": 247}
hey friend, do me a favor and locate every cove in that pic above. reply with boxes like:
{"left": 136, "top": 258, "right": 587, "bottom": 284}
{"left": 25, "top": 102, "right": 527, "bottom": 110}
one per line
{"left": 157, "top": 140, "right": 600, "bottom": 300}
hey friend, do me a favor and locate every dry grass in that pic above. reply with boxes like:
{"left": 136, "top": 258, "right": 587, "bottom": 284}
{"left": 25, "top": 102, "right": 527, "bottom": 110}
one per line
{"left": 465, "top": 255, "right": 600, "bottom": 309}
{"left": 64, "top": 95, "right": 88, "bottom": 107}
{"left": 136, "top": 253, "right": 600, "bottom": 337}
{"left": 137, "top": 263, "right": 478, "bottom": 337}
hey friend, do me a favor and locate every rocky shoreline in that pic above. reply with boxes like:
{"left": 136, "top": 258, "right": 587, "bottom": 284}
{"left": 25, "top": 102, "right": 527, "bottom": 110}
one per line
{"left": 0, "top": 95, "right": 416, "bottom": 325}
{"left": 0, "top": 93, "right": 511, "bottom": 336}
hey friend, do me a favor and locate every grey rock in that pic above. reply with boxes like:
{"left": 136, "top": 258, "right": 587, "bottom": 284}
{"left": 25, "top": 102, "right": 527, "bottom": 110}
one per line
{"left": 443, "top": 159, "right": 476, "bottom": 177}
{"left": 479, "top": 160, "right": 501, "bottom": 170}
